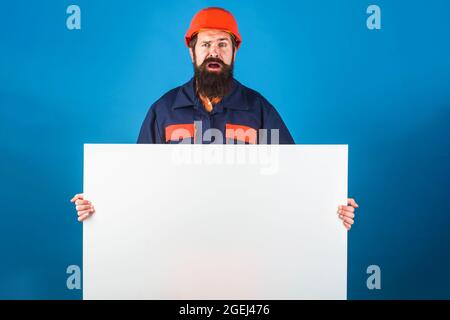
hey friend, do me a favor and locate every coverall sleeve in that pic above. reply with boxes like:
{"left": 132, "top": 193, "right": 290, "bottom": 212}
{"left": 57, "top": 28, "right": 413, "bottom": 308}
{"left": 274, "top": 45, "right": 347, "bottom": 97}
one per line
{"left": 137, "top": 105, "right": 163, "bottom": 144}
{"left": 260, "top": 96, "right": 295, "bottom": 145}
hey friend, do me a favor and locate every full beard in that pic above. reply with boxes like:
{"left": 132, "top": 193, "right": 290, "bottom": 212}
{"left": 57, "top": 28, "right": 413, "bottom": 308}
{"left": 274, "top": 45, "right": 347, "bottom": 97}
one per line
{"left": 194, "top": 57, "right": 234, "bottom": 99}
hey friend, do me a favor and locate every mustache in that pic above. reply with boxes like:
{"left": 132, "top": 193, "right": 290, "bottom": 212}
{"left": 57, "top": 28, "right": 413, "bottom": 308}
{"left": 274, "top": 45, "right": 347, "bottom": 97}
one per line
{"left": 200, "top": 57, "right": 226, "bottom": 68}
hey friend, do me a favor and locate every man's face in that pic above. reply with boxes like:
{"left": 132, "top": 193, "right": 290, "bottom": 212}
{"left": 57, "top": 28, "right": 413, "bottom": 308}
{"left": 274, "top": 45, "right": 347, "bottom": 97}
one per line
{"left": 190, "top": 29, "right": 236, "bottom": 71}
{"left": 190, "top": 29, "right": 236, "bottom": 98}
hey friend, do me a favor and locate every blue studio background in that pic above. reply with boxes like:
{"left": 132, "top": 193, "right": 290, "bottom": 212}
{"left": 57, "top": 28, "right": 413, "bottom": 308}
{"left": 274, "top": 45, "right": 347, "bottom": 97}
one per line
{"left": 1, "top": 0, "right": 449, "bottom": 299}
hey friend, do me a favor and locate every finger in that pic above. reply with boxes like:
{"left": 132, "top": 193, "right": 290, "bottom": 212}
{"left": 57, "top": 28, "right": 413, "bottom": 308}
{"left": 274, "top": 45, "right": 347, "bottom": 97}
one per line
{"left": 347, "top": 198, "right": 359, "bottom": 208}
{"left": 338, "top": 205, "right": 355, "bottom": 213}
{"left": 70, "top": 193, "right": 84, "bottom": 203}
{"left": 78, "top": 213, "right": 91, "bottom": 222}
{"left": 338, "top": 213, "right": 353, "bottom": 223}
{"left": 343, "top": 221, "right": 352, "bottom": 230}
{"left": 340, "top": 210, "right": 355, "bottom": 219}
{"left": 75, "top": 199, "right": 91, "bottom": 206}
{"left": 339, "top": 215, "right": 354, "bottom": 225}
{"left": 77, "top": 209, "right": 94, "bottom": 216}
{"left": 76, "top": 204, "right": 92, "bottom": 212}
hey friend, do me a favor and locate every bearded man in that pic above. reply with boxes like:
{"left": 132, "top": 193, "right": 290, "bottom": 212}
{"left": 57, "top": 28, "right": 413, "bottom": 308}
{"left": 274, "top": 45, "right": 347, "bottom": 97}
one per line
{"left": 135, "top": 8, "right": 294, "bottom": 145}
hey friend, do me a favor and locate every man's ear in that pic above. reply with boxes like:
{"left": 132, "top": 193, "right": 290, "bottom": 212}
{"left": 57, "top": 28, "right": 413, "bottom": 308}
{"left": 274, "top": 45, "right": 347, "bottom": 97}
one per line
{"left": 189, "top": 48, "right": 194, "bottom": 63}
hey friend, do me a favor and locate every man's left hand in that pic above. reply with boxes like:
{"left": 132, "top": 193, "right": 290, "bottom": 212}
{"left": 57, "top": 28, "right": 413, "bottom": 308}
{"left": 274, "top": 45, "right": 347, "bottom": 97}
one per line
{"left": 338, "top": 198, "right": 359, "bottom": 230}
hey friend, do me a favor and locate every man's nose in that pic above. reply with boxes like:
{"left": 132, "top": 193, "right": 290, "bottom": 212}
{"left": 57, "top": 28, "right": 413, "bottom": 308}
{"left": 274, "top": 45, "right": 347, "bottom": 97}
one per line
{"left": 207, "top": 44, "right": 219, "bottom": 58}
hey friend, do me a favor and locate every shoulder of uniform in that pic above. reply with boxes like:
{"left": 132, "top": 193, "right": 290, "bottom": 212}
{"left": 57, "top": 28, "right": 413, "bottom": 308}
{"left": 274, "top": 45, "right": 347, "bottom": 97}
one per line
{"left": 150, "top": 86, "right": 181, "bottom": 112}
{"left": 235, "top": 80, "right": 274, "bottom": 111}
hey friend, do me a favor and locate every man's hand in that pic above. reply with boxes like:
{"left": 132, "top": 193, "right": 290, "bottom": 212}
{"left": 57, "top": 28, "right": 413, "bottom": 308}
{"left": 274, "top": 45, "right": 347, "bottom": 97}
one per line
{"left": 70, "top": 193, "right": 95, "bottom": 222}
{"left": 338, "top": 198, "right": 359, "bottom": 230}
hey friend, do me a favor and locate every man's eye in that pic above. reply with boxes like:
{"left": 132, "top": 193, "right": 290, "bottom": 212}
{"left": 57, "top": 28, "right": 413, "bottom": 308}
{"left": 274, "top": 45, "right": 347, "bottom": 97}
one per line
{"left": 202, "top": 43, "right": 210, "bottom": 48}
{"left": 218, "top": 42, "right": 227, "bottom": 47}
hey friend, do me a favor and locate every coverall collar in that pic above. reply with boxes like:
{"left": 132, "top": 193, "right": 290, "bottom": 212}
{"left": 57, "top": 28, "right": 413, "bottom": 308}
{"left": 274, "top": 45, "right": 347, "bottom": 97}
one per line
{"left": 172, "top": 77, "right": 249, "bottom": 112}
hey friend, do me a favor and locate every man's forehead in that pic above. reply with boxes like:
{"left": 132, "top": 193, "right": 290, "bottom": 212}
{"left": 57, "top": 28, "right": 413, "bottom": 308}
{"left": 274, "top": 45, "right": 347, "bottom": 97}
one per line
{"left": 197, "top": 30, "right": 232, "bottom": 42}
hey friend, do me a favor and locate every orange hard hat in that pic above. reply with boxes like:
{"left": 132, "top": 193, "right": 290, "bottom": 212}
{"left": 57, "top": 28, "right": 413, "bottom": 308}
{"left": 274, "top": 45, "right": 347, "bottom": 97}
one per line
{"left": 185, "top": 7, "right": 242, "bottom": 49}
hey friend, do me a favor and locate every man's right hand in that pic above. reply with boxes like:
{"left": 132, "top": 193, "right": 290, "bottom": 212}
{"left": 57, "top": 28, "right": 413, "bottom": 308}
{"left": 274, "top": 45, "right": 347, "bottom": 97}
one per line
{"left": 70, "top": 193, "right": 95, "bottom": 222}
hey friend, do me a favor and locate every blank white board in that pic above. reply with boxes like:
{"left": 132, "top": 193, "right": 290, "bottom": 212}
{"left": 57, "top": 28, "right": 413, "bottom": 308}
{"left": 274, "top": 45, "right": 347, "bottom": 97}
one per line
{"left": 83, "top": 144, "right": 348, "bottom": 300}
